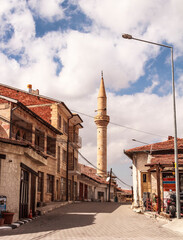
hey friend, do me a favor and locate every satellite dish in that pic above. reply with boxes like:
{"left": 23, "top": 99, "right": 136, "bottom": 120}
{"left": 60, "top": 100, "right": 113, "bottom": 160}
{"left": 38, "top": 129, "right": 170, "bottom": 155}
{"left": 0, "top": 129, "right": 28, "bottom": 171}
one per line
{"left": 106, "top": 177, "right": 110, "bottom": 182}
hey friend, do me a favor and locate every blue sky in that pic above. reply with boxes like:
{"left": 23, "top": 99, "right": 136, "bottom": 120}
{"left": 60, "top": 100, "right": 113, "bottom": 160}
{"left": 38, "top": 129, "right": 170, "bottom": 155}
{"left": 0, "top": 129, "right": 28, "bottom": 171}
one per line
{"left": 1, "top": 0, "right": 183, "bottom": 188}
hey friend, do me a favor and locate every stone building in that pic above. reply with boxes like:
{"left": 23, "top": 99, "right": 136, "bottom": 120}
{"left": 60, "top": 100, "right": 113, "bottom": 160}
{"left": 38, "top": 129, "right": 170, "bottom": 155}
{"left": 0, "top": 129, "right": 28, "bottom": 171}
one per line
{"left": 0, "top": 83, "right": 83, "bottom": 220}
{"left": 116, "top": 187, "right": 132, "bottom": 203}
{"left": 0, "top": 95, "right": 61, "bottom": 221}
{"left": 78, "top": 164, "right": 115, "bottom": 202}
{"left": 124, "top": 136, "right": 183, "bottom": 212}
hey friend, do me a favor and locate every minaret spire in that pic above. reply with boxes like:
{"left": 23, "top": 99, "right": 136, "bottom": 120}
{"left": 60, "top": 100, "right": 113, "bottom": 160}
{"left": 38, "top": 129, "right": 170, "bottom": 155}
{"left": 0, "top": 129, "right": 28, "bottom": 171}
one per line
{"left": 94, "top": 72, "right": 110, "bottom": 178}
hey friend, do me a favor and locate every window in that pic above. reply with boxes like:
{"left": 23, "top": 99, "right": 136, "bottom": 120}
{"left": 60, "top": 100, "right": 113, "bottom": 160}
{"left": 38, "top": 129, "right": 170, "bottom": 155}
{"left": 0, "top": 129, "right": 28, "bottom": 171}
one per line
{"left": 61, "top": 177, "right": 66, "bottom": 200}
{"left": 57, "top": 146, "right": 61, "bottom": 173}
{"left": 143, "top": 173, "right": 147, "bottom": 183}
{"left": 63, "top": 120, "right": 68, "bottom": 134}
{"left": 47, "top": 136, "right": 56, "bottom": 157}
{"left": 15, "top": 130, "right": 20, "bottom": 140}
{"left": 58, "top": 115, "right": 61, "bottom": 129}
{"left": 35, "top": 129, "right": 44, "bottom": 151}
{"left": 62, "top": 149, "right": 67, "bottom": 163}
{"left": 47, "top": 174, "right": 54, "bottom": 193}
{"left": 74, "top": 182, "right": 77, "bottom": 200}
{"left": 23, "top": 133, "right": 26, "bottom": 140}
{"left": 68, "top": 179, "right": 71, "bottom": 199}
{"left": 68, "top": 152, "right": 74, "bottom": 170}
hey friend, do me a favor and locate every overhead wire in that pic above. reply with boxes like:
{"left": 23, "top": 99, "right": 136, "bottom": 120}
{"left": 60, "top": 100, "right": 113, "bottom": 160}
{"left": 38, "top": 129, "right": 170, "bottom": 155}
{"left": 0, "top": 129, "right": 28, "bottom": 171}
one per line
{"left": 112, "top": 171, "right": 132, "bottom": 188}
{"left": 70, "top": 109, "right": 167, "bottom": 139}
{"left": 0, "top": 113, "right": 136, "bottom": 188}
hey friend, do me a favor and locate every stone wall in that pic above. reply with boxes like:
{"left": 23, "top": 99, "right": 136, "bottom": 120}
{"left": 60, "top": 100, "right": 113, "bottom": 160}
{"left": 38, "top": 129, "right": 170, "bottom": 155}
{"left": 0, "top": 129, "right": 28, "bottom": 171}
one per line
{"left": 0, "top": 142, "right": 44, "bottom": 222}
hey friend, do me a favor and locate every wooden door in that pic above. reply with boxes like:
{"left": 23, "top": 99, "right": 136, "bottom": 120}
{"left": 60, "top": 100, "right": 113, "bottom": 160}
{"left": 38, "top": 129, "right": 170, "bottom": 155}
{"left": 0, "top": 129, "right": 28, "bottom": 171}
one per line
{"left": 79, "top": 182, "right": 83, "bottom": 201}
{"left": 19, "top": 169, "right": 29, "bottom": 219}
{"left": 84, "top": 185, "right": 88, "bottom": 200}
{"left": 30, "top": 173, "right": 36, "bottom": 216}
{"left": 141, "top": 172, "right": 151, "bottom": 196}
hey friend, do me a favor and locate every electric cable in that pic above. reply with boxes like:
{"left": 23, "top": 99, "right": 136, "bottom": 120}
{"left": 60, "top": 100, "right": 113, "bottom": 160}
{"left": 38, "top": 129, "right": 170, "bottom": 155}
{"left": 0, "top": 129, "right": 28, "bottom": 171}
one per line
{"left": 70, "top": 109, "right": 167, "bottom": 139}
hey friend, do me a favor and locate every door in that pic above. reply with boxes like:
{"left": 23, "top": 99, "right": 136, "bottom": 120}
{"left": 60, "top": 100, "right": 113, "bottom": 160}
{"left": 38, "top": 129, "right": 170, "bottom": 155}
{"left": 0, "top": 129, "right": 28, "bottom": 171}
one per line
{"left": 56, "top": 180, "right": 59, "bottom": 200}
{"left": 30, "top": 173, "right": 36, "bottom": 216}
{"left": 141, "top": 172, "right": 151, "bottom": 196}
{"left": 38, "top": 171, "right": 44, "bottom": 202}
{"left": 19, "top": 169, "right": 29, "bottom": 219}
{"left": 79, "top": 182, "right": 83, "bottom": 201}
{"left": 84, "top": 185, "right": 88, "bottom": 200}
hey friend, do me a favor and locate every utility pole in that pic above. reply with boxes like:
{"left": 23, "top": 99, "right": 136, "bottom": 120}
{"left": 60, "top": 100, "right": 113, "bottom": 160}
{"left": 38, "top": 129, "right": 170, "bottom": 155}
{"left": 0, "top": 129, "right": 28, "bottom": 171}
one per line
{"left": 108, "top": 168, "right": 112, "bottom": 202}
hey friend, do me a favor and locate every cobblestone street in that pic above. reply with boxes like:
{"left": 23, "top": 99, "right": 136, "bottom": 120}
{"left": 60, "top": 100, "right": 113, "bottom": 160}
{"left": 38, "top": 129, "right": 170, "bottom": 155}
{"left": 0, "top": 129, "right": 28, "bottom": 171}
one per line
{"left": 0, "top": 202, "right": 182, "bottom": 240}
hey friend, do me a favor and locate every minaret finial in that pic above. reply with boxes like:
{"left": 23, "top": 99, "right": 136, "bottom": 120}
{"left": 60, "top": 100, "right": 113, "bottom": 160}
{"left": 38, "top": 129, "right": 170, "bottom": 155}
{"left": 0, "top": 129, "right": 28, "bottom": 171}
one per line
{"left": 101, "top": 70, "right": 103, "bottom": 78}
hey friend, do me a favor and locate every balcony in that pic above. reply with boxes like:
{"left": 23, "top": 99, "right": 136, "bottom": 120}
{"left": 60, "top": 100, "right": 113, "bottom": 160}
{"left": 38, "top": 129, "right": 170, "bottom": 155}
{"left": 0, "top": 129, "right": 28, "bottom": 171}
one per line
{"left": 71, "top": 134, "right": 82, "bottom": 148}
{"left": 68, "top": 158, "right": 81, "bottom": 175}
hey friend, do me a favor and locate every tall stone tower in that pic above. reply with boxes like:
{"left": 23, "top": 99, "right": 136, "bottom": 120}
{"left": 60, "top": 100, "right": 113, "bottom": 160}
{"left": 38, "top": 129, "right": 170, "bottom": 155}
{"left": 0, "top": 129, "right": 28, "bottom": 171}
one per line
{"left": 94, "top": 72, "right": 110, "bottom": 178}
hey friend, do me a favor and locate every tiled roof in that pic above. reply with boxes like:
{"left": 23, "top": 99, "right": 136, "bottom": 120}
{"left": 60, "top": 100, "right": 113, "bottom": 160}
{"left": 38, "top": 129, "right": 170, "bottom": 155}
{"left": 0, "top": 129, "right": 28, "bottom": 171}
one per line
{"left": 122, "top": 189, "right": 132, "bottom": 194}
{"left": 125, "top": 137, "right": 183, "bottom": 155}
{"left": 0, "top": 85, "right": 55, "bottom": 106}
{"left": 0, "top": 95, "right": 62, "bottom": 135}
{"left": 116, "top": 187, "right": 132, "bottom": 194}
{"left": 147, "top": 154, "right": 183, "bottom": 166}
{"left": 80, "top": 164, "right": 109, "bottom": 184}
{"left": 29, "top": 106, "right": 52, "bottom": 124}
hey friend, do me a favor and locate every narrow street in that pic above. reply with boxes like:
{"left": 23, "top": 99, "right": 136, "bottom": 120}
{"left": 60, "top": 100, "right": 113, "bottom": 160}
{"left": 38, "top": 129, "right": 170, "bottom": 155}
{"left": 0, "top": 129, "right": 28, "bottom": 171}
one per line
{"left": 0, "top": 202, "right": 182, "bottom": 240}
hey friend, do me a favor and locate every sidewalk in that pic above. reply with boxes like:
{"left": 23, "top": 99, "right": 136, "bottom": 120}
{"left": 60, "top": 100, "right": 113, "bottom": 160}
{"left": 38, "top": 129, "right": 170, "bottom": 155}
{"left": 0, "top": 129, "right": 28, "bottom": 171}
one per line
{"left": 134, "top": 208, "right": 183, "bottom": 235}
{"left": 163, "top": 218, "right": 183, "bottom": 234}
{"left": 0, "top": 201, "right": 80, "bottom": 231}
{"left": 37, "top": 201, "right": 74, "bottom": 215}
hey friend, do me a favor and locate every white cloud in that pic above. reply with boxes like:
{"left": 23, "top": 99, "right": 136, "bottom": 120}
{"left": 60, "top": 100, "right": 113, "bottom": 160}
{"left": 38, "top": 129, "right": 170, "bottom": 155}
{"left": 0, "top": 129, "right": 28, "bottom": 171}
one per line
{"left": 144, "top": 74, "right": 159, "bottom": 94}
{"left": 28, "top": 0, "right": 65, "bottom": 22}
{"left": 1, "top": 0, "right": 183, "bottom": 186}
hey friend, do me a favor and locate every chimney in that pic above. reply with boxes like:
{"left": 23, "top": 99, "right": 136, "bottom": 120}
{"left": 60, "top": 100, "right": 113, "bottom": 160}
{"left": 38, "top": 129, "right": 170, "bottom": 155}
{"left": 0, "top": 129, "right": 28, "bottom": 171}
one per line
{"left": 168, "top": 136, "right": 174, "bottom": 140}
{"left": 32, "top": 89, "right": 39, "bottom": 95}
{"left": 27, "top": 85, "right": 39, "bottom": 95}
{"left": 27, "top": 84, "right": 32, "bottom": 93}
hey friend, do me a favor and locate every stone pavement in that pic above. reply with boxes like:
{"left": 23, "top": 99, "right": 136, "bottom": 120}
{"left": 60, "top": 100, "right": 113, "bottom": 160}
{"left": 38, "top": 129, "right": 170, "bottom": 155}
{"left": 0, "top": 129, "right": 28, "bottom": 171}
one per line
{"left": 0, "top": 202, "right": 182, "bottom": 240}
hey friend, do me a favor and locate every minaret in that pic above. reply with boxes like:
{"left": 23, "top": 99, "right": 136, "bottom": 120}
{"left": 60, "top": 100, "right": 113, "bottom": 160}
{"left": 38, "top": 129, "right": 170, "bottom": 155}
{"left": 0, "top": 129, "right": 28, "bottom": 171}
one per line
{"left": 94, "top": 72, "right": 110, "bottom": 178}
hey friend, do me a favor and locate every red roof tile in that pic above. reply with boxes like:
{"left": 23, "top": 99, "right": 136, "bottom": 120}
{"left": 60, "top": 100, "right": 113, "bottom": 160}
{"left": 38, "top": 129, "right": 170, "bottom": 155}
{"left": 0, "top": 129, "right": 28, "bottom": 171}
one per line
{"left": 80, "top": 164, "right": 109, "bottom": 184}
{"left": 147, "top": 154, "right": 183, "bottom": 166}
{"left": 125, "top": 137, "right": 183, "bottom": 153}
{"left": 0, "top": 85, "right": 55, "bottom": 106}
{"left": 29, "top": 106, "right": 52, "bottom": 124}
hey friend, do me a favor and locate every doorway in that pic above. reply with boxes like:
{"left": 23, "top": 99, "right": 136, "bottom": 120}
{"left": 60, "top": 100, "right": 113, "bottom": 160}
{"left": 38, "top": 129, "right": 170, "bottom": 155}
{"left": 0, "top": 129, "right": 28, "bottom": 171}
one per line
{"left": 19, "top": 169, "right": 29, "bottom": 219}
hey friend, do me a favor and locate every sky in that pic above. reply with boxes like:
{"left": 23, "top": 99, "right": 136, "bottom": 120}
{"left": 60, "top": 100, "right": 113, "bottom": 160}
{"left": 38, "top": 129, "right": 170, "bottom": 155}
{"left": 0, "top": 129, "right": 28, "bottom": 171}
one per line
{"left": 1, "top": 0, "right": 183, "bottom": 189}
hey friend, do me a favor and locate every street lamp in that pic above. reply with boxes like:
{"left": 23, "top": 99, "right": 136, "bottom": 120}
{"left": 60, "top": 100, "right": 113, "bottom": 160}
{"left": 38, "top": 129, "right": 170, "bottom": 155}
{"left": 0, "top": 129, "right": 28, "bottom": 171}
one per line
{"left": 132, "top": 139, "right": 150, "bottom": 145}
{"left": 122, "top": 34, "right": 180, "bottom": 219}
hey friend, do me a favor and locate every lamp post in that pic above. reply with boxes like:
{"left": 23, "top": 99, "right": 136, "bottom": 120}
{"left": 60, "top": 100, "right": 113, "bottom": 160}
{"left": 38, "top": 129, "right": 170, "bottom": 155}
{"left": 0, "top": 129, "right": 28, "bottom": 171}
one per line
{"left": 132, "top": 139, "right": 150, "bottom": 145}
{"left": 122, "top": 34, "right": 180, "bottom": 219}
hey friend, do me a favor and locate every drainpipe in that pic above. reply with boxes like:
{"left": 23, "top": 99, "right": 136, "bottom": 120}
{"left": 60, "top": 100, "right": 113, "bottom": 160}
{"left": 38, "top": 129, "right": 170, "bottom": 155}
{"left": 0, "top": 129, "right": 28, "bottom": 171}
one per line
{"left": 66, "top": 115, "right": 73, "bottom": 201}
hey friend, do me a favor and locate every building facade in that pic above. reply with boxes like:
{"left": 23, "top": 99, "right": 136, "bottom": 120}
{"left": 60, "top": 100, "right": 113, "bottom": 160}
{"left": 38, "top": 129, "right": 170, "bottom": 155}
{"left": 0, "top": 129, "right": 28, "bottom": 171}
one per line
{"left": 0, "top": 84, "right": 83, "bottom": 221}
{"left": 124, "top": 136, "right": 183, "bottom": 212}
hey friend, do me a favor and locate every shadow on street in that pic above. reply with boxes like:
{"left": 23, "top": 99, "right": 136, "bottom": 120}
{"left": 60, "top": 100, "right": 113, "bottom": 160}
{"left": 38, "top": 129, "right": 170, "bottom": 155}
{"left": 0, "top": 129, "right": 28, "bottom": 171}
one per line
{"left": 0, "top": 202, "right": 125, "bottom": 237}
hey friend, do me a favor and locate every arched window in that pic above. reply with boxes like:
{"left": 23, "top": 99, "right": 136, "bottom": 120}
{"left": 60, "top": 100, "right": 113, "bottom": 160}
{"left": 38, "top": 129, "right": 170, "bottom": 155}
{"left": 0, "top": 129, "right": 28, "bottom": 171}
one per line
{"left": 23, "top": 133, "right": 26, "bottom": 140}
{"left": 15, "top": 130, "right": 20, "bottom": 140}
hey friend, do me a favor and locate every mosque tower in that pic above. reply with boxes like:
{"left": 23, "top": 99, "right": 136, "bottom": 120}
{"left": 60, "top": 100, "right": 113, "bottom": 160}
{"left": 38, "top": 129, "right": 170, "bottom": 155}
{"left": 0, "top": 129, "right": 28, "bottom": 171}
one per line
{"left": 94, "top": 72, "right": 110, "bottom": 178}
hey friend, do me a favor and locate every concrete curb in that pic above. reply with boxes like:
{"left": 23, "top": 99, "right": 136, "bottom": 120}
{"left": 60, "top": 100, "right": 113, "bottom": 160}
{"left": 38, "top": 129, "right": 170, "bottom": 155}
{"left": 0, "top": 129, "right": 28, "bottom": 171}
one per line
{"left": 0, "top": 217, "right": 38, "bottom": 231}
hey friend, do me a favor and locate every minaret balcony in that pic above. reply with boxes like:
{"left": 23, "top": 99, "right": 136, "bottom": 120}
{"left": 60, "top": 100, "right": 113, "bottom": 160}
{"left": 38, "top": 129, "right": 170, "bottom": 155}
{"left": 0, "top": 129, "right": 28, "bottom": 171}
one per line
{"left": 94, "top": 115, "right": 110, "bottom": 126}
